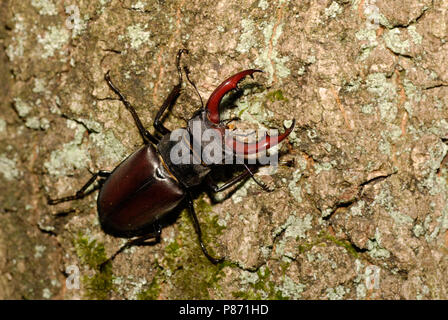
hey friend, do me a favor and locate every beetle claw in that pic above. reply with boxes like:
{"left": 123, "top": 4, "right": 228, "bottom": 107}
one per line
{"left": 205, "top": 69, "right": 262, "bottom": 124}
{"left": 227, "top": 119, "right": 296, "bottom": 155}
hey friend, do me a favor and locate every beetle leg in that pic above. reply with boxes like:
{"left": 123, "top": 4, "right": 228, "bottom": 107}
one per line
{"left": 206, "top": 169, "right": 252, "bottom": 193}
{"left": 48, "top": 170, "right": 110, "bottom": 205}
{"left": 153, "top": 49, "right": 188, "bottom": 135}
{"left": 184, "top": 65, "right": 204, "bottom": 109}
{"left": 153, "top": 84, "right": 181, "bottom": 135}
{"left": 207, "top": 164, "right": 273, "bottom": 194}
{"left": 105, "top": 71, "right": 159, "bottom": 145}
{"left": 242, "top": 164, "right": 273, "bottom": 192}
{"left": 186, "top": 193, "right": 224, "bottom": 264}
{"left": 206, "top": 69, "right": 262, "bottom": 124}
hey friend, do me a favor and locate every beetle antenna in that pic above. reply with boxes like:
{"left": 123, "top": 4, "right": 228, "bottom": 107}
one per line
{"left": 175, "top": 49, "right": 204, "bottom": 108}
{"left": 184, "top": 65, "right": 204, "bottom": 109}
{"left": 175, "top": 49, "right": 188, "bottom": 82}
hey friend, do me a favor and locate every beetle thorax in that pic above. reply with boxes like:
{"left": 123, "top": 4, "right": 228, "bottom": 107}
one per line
{"left": 186, "top": 110, "right": 230, "bottom": 165}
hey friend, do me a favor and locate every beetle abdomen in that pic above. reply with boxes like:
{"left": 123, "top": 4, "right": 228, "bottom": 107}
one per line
{"left": 98, "top": 144, "right": 185, "bottom": 237}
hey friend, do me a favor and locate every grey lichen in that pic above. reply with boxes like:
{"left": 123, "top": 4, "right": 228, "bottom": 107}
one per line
{"left": 383, "top": 28, "right": 410, "bottom": 56}
{"left": 34, "top": 245, "right": 46, "bottom": 259}
{"left": 287, "top": 158, "right": 307, "bottom": 203}
{"left": 254, "top": 21, "right": 290, "bottom": 83}
{"left": 25, "top": 117, "right": 41, "bottom": 130}
{"left": 125, "top": 24, "right": 152, "bottom": 50}
{"left": 33, "top": 78, "right": 50, "bottom": 96}
{"left": 44, "top": 119, "right": 91, "bottom": 176}
{"left": 231, "top": 178, "right": 256, "bottom": 204}
{"left": 236, "top": 18, "right": 257, "bottom": 54}
{"left": 276, "top": 275, "right": 305, "bottom": 299}
{"left": 258, "top": 0, "right": 269, "bottom": 10}
{"left": 361, "top": 103, "right": 375, "bottom": 114}
{"left": 413, "top": 224, "right": 424, "bottom": 237}
{"left": 13, "top": 98, "right": 32, "bottom": 118}
{"left": 326, "top": 285, "right": 348, "bottom": 300}
{"left": 365, "top": 73, "right": 398, "bottom": 122}
{"left": 0, "top": 119, "right": 6, "bottom": 133}
{"left": 275, "top": 212, "right": 313, "bottom": 257}
{"left": 37, "top": 26, "right": 70, "bottom": 58}
{"left": 131, "top": 1, "right": 146, "bottom": 11}
{"left": 366, "top": 238, "right": 390, "bottom": 259}
{"left": 31, "top": 0, "right": 57, "bottom": 16}
{"left": 419, "top": 140, "right": 448, "bottom": 196}
{"left": 283, "top": 213, "right": 313, "bottom": 239}
{"left": 90, "top": 130, "right": 127, "bottom": 164}
{"left": 314, "top": 161, "right": 334, "bottom": 175}
{"left": 0, "top": 155, "right": 21, "bottom": 181}
{"left": 407, "top": 25, "right": 423, "bottom": 45}
{"left": 5, "top": 14, "right": 27, "bottom": 62}
{"left": 42, "top": 288, "right": 52, "bottom": 299}
{"left": 325, "top": 2, "right": 343, "bottom": 19}
{"left": 288, "top": 170, "right": 303, "bottom": 203}
{"left": 374, "top": 185, "right": 413, "bottom": 226}
{"left": 355, "top": 28, "right": 378, "bottom": 61}
{"left": 350, "top": 200, "right": 366, "bottom": 217}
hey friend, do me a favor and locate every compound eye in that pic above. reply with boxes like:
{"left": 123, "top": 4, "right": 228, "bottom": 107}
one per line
{"left": 155, "top": 167, "right": 166, "bottom": 180}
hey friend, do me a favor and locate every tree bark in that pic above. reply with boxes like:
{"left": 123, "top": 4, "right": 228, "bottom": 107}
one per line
{"left": 1, "top": 0, "right": 447, "bottom": 299}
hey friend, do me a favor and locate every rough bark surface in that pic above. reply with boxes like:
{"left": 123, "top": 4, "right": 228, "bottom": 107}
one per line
{"left": 1, "top": 0, "right": 447, "bottom": 299}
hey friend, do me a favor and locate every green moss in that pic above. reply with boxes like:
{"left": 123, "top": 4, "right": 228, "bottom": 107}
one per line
{"left": 279, "top": 260, "right": 291, "bottom": 274}
{"left": 298, "top": 242, "right": 317, "bottom": 254}
{"left": 74, "top": 234, "right": 114, "bottom": 299}
{"left": 165, "top": 240, "right": 181, "bottom": 257}
{"left": 195, "top": 197, "right": 213, "bottom": 214}
{"left": 297, "top": 231, "right": 360, "bottom": 259}
{"left": 266, "top": 89, "right": 288, "bottom": 102}
{"left": 322, "top": 233, "right": 360, "bottom": 259}
{"left": 164, "top": 217, "right": 226, "bottom": 298}
{"left": 136, "top": 267, "right": 162, "bottom": 300}
{"left": 195, "top": 197, "right": 226, "bottom": 241}
{"left": 152, "top": 195, "right": 229, "bottom": 299}
{"left": 237, "top": 107, "right": 248, "bottom": 118}
{"left": 82, "top": 268, "right": 114, "bottom": 300}
{"left": 74, "top": 234, "right": 106, "bottom": 268}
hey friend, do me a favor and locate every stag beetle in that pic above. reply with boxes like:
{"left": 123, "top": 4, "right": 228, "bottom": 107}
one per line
{"left": 48, "top": 49, "right": 295, "bottom": 264}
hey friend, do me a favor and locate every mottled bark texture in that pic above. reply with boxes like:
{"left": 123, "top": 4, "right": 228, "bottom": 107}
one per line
{"left": 0, "top": 0, "right": 447, "bottom": 299}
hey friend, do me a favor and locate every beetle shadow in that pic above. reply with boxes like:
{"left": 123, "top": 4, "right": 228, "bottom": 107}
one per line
{"left": 203, "top": 145, "right": 296, "bottom": 205}
{"left": 103, "top": 206, "right": 185, "bottom": 240}
{"left": 204, "top": 165, "right": 247, "bottom": 204}
{"left": 218, "top": 82, "right": 263, "bottom": 116}
{"left": 157, "top": 204, "right": 186, "bottom": 230}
